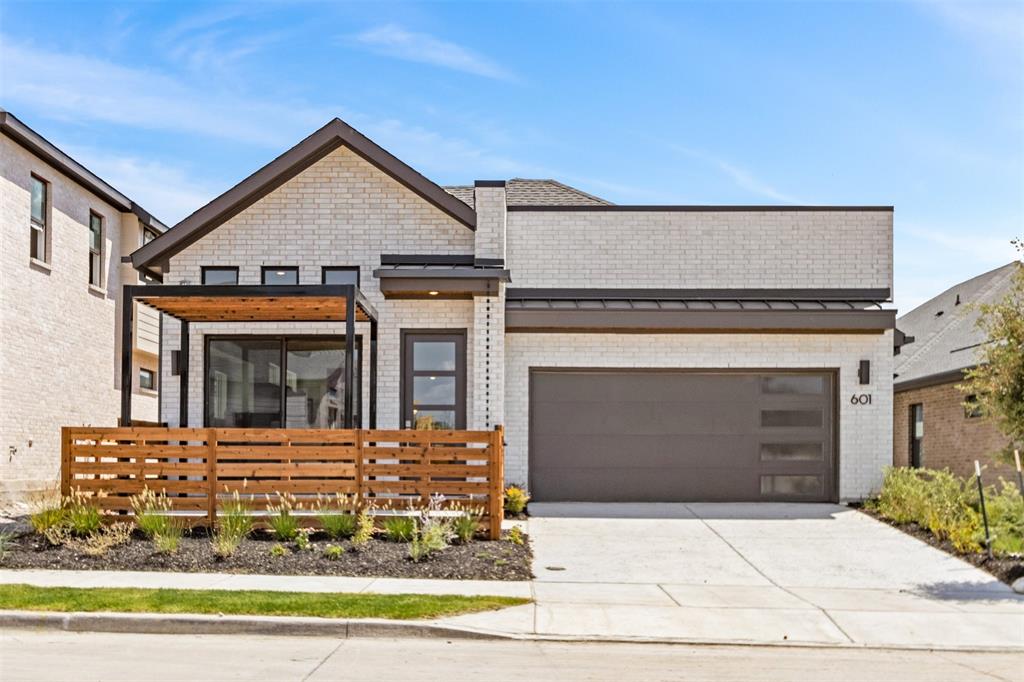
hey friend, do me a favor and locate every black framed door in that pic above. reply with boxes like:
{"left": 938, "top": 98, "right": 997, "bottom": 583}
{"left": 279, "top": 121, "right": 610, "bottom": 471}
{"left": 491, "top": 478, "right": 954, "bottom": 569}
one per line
{"left": 401, "top": 330, "right": 466, "bottom": 430}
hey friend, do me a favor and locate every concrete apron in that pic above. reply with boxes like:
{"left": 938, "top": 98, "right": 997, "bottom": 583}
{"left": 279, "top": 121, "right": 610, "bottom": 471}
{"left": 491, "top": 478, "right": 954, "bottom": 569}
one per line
{"left": 441, "top": 502, "right": 1024, "bottom": 651}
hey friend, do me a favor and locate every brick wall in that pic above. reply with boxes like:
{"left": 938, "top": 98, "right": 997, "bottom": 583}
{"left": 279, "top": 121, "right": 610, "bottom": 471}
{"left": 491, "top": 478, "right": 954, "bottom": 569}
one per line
{"left": 160, "top": 146, "right": 477, "bottom": 429}
{"left": 893, "top": 380, "right": 1015, "bottom": 481}
{"left": 505, "top": 331, "right": 894, "bottom": 500}
{"left": 506, "top": 209, "right": 893, "bottom": 289}
{"left": 0, "top": 136, "right": 156, "bottom": 502}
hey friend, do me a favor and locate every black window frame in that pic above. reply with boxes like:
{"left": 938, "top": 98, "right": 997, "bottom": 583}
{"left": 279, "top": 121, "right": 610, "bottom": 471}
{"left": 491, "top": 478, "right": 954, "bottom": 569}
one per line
{"left": 909, "top": 403, "right": 924, "bottom": 468}
{"left": 204, "top": 334, "right": 362, "bottom": 429}
{"left": 400, "top": 329, "right": 467, "bottom": 430}
{"left": 261, "top": 266, "right": 299, "bottom": 285}
{"left": 88, "top": 210, "right": 104, "bottom": 287}
{"left": 139, "top": 367, "right": 156, "bottom": 391}
{"left": 29, "top": 173, "right": 49, "bottom": 262}
{"left": 963, "top": 395, "right": 983, "bottom": 419}
{"left": 201, "top": 266, "right": 239, "bottom": 285}
{"left": 321, "top": 266, "right": 361, "bottom": 287}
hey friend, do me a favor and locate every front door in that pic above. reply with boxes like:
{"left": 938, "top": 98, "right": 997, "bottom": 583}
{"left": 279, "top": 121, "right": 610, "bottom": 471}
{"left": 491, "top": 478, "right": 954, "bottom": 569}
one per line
{"left": 401, "top": 331, "right": 466, "bottom": 430}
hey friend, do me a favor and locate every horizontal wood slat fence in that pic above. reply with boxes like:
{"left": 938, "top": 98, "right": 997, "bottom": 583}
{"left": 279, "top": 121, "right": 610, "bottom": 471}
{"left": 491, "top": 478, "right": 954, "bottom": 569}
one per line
{"left": 61, "top": 426, "right": 505, "bottom": 540}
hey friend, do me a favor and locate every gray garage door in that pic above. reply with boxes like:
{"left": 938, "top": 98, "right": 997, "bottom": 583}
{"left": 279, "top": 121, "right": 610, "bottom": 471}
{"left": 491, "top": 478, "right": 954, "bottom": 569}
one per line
{"left": 529, "top": 370, "right": 835, "bottom": 502}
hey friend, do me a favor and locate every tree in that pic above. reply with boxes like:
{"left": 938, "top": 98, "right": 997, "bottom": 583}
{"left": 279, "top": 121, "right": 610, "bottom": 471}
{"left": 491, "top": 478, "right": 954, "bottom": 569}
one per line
{"left": 960, "top": 241, "right": 1024, "bottom": 463}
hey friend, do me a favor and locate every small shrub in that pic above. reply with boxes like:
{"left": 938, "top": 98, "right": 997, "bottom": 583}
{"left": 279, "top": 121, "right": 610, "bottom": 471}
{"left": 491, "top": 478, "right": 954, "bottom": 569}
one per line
{"left": 42, "top": 525, "right": 72, "bottom": 547}
{"left": 407, "top": 496, "right": 452, "bottom": 562}
{"left": 323, "top": 544, "right": 345, "bottom": 560}
{"left": 213, "top": 489, "right": 253, "bottom": 558}
{"left": 294, "top": 529, "right": 313, "bottom": 552}
{"left": 987, "top": 480, "right": 1024, "bottom": 556}
{"left": 29, "top": 490, "right": 66, "bottom": 536}
{"left": 451, "top": 505, "right": 481, "bottom": 544}
{"left": 130, "top": 487, "right": 184, "bottom": 553}
{"left": 351, "top": 506, "right": 375, "bottom": 549}
{"left": 504, "top": 485, "right": 530, "bottom": 515}
{"left": 67, "top": 523, "right": 133, "bottom": 557}
{"left": 314, "top": 494, "right": 357, "bottom": 539}
{"left": 506, "top": 526, "right": 525, "bottom": 546}
{"left": 383, "top": 515, "right": 416, "bottom": 542}
{"left": 270, "top": 543, "right": 289, "bottom": 558}
{"left": 266, "top": 491, "right": 301, "bottom": 541}
{"left": 65, "top": 488, "right": 103, "bottom": 537}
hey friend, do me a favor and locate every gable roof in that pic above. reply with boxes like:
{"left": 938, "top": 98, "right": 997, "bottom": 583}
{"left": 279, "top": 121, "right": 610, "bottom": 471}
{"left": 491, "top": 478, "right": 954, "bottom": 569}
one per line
{"left": 443, "top": 179, "right": 613, "bottom": 208}
{"left": 0, "top": 109, "right": 166, "bottom": 232}
{"left": 131, "top": 118, "right": 477, "bottom": 275}
{"left": 894, "top": 261, "right": 1019, "bottom": 389}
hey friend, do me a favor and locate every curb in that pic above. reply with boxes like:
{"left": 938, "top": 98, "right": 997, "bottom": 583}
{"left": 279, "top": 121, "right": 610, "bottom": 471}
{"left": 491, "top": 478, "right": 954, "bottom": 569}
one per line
{"left": 2, "top": 610, "right": 1023, "bottom": 654}
{"left": 0, "top": 610, "right": 506, "bottom": 641}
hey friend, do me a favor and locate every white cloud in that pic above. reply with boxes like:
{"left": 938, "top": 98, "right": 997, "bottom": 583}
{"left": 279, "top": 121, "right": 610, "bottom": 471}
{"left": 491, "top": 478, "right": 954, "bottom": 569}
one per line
{"left": 0, "top": 35, "right": 333, "bottom": 147}
{"left": 672, "top": 146, "right": 804, "bottom": 203}
{"left": 349, "top": 25, "right": 514, "bottom": 81}
{"left": 63, "top": 145, "right": 221, "bottom": 225}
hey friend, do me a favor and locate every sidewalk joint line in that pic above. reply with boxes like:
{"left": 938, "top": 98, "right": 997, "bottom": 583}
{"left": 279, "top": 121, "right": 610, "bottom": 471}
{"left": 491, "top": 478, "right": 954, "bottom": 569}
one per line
{"left": 657, "top": 584, "right": 683, "bottom": 607}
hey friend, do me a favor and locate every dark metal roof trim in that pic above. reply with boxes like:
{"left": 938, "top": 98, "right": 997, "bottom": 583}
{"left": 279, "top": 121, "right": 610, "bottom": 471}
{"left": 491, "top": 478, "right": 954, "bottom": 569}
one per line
{"left": 894, "top": 367, "right": 972, "bottom": 393}
{"left": 131, "top": 118, "right": 477, "bottom": 272}
{"left": 378, "top": 277, "right": 503, "bottom": 299}
{"left": 506, "top": 287, "right": 892, "bottom": 302}
{"left": 474, "top": 180, "right": 506, "bottom": 188}
{"left": 0, "top": 110, "right": 166, "bottom": 231}
{"left": 507, "top": 205, "right": 894, "bottom": 213}
{"left": 381, "top": 254, "right": 476, "bottom": 266}
{"left": 374, "top": 266, "right": 510, "bottom": 281}
{"left": 506, "top": 307, "right": 896, "bottom": 333}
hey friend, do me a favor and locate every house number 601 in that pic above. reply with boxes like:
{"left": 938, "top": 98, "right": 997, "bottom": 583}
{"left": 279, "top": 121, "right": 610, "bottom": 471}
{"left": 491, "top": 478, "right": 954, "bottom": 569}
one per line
{"left": 850, "top": 394, "right": 872, "bottom": 405}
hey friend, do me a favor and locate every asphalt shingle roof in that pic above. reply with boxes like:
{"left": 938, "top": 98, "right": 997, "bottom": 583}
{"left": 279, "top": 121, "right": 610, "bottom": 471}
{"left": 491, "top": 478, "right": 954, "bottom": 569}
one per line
{"left": 443, "top": 179, "right": 612, "bottom": 208}
{"left": 894, "top": 262, "right": 1020, "bottom": 387}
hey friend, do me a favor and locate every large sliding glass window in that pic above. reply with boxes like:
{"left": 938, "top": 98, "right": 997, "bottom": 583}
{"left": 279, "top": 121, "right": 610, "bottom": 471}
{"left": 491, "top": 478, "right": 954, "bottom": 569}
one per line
{"left": 206, "top": 337, "right": 359, "bottom": 428}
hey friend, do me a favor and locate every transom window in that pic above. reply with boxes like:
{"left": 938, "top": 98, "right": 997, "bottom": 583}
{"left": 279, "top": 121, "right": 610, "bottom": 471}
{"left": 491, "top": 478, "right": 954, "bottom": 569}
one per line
{"left": 202, "top": 267, "right": 239, "bottom": 285}
{"left": 262, "top": 266, "right": 299, "bottom": 285}
{"left": 88, "top": 212, "right": 103, "bottom": 286}
{"left": 30, "top": 175, "right": 48, "bottom": 261}
{"left": 322, "top": 266, "right": 360, "bottom": 286}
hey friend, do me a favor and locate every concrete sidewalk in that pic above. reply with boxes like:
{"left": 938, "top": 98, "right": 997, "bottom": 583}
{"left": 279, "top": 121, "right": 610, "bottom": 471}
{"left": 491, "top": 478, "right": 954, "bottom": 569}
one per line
{"left": 2, "top": 503, "right": 1022, "bottom": 651}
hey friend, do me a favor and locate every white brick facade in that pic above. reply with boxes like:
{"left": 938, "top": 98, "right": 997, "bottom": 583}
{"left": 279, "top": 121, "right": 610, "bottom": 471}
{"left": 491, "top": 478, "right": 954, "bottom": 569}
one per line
{"left": 504, "top": 331, "right": 894, "bottom": 500}
{"left": 151, "top": 139, "right": 894, "bottom": 502}
{"left": 0, "top": 135, "right": 157, "bottom": 502}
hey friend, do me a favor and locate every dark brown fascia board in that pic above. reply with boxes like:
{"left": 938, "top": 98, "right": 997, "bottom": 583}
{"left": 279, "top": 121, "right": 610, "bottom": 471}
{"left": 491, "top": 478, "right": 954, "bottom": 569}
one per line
{"left": 374, "top": 267, "right": 510, "bottom": 281}
{"left": 131, "top": 117, "right": 477, "bottom": 273}
{"left": 0, "top": 110, "right": 166, "bottom": 231}
{"left": 506, "top": 287, "right": 892, "bottom": 302}
{"left": 378, "top": 277, "right": 502, "bottom": 299}
{"left": 381, "top": 254, "right": 475, "bottom": 266}
{"left": 506, "top": 205, "right": 894, "bottom": 213}
{"left": 505, "top": 308, "right": 897, "bottom": 333}
{"left": 893, "top": 367, "right": 972, "bottom": 393}
{"left": 474, "top": 180, "right": 506, "bottom": 188}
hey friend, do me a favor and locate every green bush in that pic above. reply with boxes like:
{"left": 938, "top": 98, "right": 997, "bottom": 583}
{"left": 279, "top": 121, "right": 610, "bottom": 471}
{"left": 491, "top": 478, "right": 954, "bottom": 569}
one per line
{"left": 451, "top": 506, "right": 481, "bottom": 544}
{"left": 323, "top": 544, "right": 345, "bottom": 560}
{"left": 408, "top": 522, "right": 450, "bottom": 562}
{"left": 30, "top": 505, "right": 66, "bottom": 536}
{"left": 383, "top": 516, "right": 416, "bottom": 543}
{"left": 351, "top": 507, "right": 375, "bottom": 549}
{"left": 130, "top": 488, "right": 184, "bottom": 553}
{"left": 319, "top": 513, "right": 357, "bottom": 539}
{"left": 504, "top": 485, "right": 530, "bottom": 515}
{"left": 873, "top": 467, "right": 1024, "bottom": 556}
{"left": 213, "top": 490, "right": 253, "bottom": 558}
{"left": 65, "top": 489, "right": 102, "bottom": 538}
{"left": 266, "top": 492, "right": 301, "bottom": 541}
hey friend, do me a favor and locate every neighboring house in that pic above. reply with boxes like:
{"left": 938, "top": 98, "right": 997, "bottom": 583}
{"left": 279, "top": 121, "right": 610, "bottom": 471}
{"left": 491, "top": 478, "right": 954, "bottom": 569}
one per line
{"left": 128, "top": 118, "right": 895, "bottom": 504}
{"left": 893, "top": 262, "right": 1020, "bottom": 480}
{"left": 0, "top": 111, "right": 165, "bottom": 503}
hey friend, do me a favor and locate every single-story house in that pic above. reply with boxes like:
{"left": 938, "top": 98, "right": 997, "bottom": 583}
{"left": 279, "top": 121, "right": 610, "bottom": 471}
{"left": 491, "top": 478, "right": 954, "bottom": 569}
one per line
{"left": 127, "top": 118, "right": 896, "bottom": 503}
{"left": 893, "top": 262, "right": 1019, "bottom": 480}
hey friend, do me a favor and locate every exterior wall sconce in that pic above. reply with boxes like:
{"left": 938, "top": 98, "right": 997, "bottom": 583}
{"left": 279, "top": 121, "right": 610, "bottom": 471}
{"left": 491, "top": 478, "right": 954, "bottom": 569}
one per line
{"left": 858, "top": 360, "right": 870, "bottom": 385}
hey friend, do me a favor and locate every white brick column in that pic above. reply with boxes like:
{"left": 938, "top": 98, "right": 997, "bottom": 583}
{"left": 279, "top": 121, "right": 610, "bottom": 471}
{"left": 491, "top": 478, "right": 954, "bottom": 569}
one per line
{"left": 470, "top": 283, "right": 504, "bottom": 432}
{"left": 472, "top": 181, "right": 506, "bottom": 262}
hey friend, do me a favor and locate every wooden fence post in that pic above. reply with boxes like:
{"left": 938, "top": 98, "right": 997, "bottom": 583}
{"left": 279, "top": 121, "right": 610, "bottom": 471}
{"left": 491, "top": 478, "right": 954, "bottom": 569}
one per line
{"left": 206, "top": 428, "right": 218, "bottom": 528}
{"left": 488, "top": 425, "right": 505, "bottom": 540}
{"left": 355, "top": 429, "right": 365, "bottom": 508}
{"left": 60, "top": 427, "right": 72, "bottom": 498}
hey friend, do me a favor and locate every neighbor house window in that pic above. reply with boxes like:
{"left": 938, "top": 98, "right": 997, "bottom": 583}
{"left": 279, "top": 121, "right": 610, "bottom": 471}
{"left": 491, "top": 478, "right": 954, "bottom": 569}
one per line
{"left": 909, "top": 404, "right": 924, "bottom": 468}
{"left": 964, "top": 395, "right": 983, "bottom": 419}
{"left": 88, "top": 212, "right": 104, "bottom": 286}
{"left": 322, "top": 266, "right": 360, "bottom": 286}
{"left": 262, "top": 266, "right": 299, "bottom": 285}
{"left": 139, "top": 368, "right": 155, "bottom": 391}
{"left": 30, "top": 175, "right": 48, "bottom": 261}
{"left": 202, "top": 267, "right": 239, "bottom": 285}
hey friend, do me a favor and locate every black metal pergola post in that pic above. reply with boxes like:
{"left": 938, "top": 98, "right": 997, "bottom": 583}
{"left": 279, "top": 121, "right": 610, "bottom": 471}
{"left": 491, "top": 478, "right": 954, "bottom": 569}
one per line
{"left": 119, "top": 284, "right": 378, "bottom": 430}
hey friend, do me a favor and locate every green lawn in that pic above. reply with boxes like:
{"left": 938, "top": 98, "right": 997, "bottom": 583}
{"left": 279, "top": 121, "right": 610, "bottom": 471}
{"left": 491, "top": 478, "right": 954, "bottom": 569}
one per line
{"left": 0, "top": 584, "right": 530, "bottom": 620}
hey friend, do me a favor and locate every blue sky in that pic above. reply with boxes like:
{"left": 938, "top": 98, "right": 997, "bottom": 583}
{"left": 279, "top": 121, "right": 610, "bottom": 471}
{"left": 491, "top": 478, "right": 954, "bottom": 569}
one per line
{"left": 1, "top": 1, "right": 1021, "bottom": 311}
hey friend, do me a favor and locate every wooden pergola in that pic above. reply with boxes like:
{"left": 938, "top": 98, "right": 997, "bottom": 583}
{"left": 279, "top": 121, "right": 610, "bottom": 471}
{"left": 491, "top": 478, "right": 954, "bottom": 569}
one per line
{"left": 121, "top": 284, "right": 379, "bottom": 429}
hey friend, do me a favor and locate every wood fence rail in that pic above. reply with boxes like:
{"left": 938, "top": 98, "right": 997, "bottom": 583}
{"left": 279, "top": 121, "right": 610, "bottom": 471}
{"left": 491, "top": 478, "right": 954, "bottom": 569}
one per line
{"left": 61, "top": 426, "right": 505, "bottom": 540}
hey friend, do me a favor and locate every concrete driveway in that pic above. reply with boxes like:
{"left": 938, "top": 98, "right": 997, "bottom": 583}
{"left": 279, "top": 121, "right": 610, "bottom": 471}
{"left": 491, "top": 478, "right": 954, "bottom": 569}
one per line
{"left": 449, "top": 503, "right": 1024, "bottom": 649}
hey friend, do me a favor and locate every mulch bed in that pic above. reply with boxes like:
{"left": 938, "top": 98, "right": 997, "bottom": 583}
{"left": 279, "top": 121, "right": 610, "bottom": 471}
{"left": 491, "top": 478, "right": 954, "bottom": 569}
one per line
{"left": 0, "top": 527, "right": 533, "bottom": 581}
{"left": 858, "top": 507, "right": 1023, "bottom": 586}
